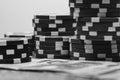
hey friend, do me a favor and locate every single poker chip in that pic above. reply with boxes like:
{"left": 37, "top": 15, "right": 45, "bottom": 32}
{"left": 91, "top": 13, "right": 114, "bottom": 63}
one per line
{"left": 34, "top": 31, "right": 77, "bottom": 36}
{"left": 36, "top": 45, "right": 69, "bottom": 50}
{"left": 77, "top": 34, "right": 120, "bottom": 41}
{"left": 72, "top": 12, "right": 120, "bottom": 17}
{"left": 70, "top": 8, "right": 120, "bottom": 13}
{"left": 34, "top": 27, "right": 76, "bottom": 32}
{"left": 34, "top": 53, "right": 70, "bottom": 59}
{"left": 0, "top": 38, "right": 29, "bottom": 46}
{"left": 33, "top": 22, "right": 77, "bottom": 28}
{"left": 71, "top": 43, "right": 119, "bottom": 49}
{"left": 0, "top": 57, "right": 31, "bottom": 64}
{"left": 35, "top": 49, "right": 69, "bottom": 55}
{"left": 77, "top": 22, "right": 120, "bottom": 27}
{"left": 69, "top": 0, "right": 120, "bottom": 4}
{"left": 69, "top": 3, "right": 120, "bottom": 8}
{"left": 78, "top": 17, "right": 120, "bottom": 22}
{"left": 34, "top": 15, "right": 74, "bottom": 20}
{"left": 33, "top": 19, "right": 76, "bottom": 24}
{"left": 35, "top": 41, "right": 69, "bottom": 47}
{"left": 78, "top": 26, "right": 120, "bottom": 32}
{"left": 77, "top": 31, "right": 120, "bottom": 36}
{"left": 34, "top": 35, "right": 69, "bottom": 42}
{"left": 71, "top": 47, "right": 120, "bottom": 54}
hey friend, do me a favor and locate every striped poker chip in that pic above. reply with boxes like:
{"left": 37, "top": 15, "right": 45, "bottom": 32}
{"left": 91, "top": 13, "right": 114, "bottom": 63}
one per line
{"left": 70, "top": 8, "right": 120, "bottom": 13}
{"left": 0, "top": 57, "right": 31, "bottom": 64}
{"left": 78, "top": 26, "right": 120, "bottom": 32}
{"left": 69, "top": 0, "right": 120, "bottom": 4}
{"left": 34, "top": 27, "right": 76, "bottom": 32}
{"left": 34, "top": 15, "right": 74, "bottom": 20}
{"left": 36, "top": 45, "right": 69, "bottom": 50}
{"left": 69, "top": 3, "right": 120, "bottom": 8}
{"left": 33, "top": 22, "right": 77, "bottom": 28}
{"left": 78, "top": 17, "right": 120, "bottom": 22}
{"left": 33, "top": 18, "right": 76, "bottom": 24}
{"left": 35, "top": 41, "right": 69, "bottom": 47}
{"left": 35, "top": 49, "right": 69, "bottom": 55}
{"left": 34, "top": 35, "right": 69, "bottom": 42}
{"left": 77, "top": 31, "right": 120, "bottom": 37}
{"left": 34, "top": 53, "right": 70, "bottom": 59}
{"left": 72, "top": 12, "right": 120, "bottom": 17}
{"left": 77, "top": 34, "right": 120, "bottom": 41}
{"left": 34, "top": 31, "right": 77, "bottom": 36}
{"left": 77, "top": 22, "right": 120, "bottom": 27}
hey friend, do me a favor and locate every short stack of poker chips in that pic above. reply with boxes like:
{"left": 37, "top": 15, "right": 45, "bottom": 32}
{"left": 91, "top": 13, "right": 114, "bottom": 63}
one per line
{"left": 4, "top": 32, "right": 35, "bottom": 56}
{"left": 69, "top": 0, "right": 120, "bottom": 18}
{"left": 0, "top": 38, "right": 31, "bottom": 64}
{"left": 33, "top": 15, "right": 77, "bottom": 59}
{"left": 70, "top": 37, "right": 120, "bottom": 62}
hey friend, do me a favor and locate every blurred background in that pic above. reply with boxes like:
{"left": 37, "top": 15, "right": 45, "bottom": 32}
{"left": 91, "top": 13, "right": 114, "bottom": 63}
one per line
{"left": 0, "top": 0, "right": 69, "bottom": 37}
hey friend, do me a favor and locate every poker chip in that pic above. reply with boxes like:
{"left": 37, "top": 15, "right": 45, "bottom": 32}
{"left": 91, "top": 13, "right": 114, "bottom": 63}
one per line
{"left": 0, "top": 57, "right": 31, "bottom": 64}
{"left": 34, "top": 31, "right": 77, "bottom": 36}
{"left": 35, "top": 49, "right": 69, "bottom": 55}
{"left": 34, "top": 27, "right": 76, "bottom": 32}
{"left": 77, "top": 31, "right": 120, "bottom": 37}
{"left": 33, "top": 19, "right": 76, "bottom": 24}
{"left": 78, "top": 26, "right": 120, "bottom": 32}
{"left": 34, "top": 53, "right": 70, "bottom": 59}
{"left": 69, "top": 0, "right": 120, "bottom": 4}
{"left": 78, "top": 17, "right": 120, "bottom": 22}
{"left": 34, "top": 15, "right": 74, "bottom": 20}
{"left": 69, "top": 3, "right": 120, "bottom": 8}
{"left": 33, "top": 22, "right": 77, "bottom": 28}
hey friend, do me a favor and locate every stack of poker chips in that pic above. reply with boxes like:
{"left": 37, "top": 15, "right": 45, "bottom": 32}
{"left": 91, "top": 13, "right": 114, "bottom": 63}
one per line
{"left": 4, "top": 32, "right": 35, "bottom": 56}
{"left": 33, "top": 15, "right": 77, "bottom": 59}
{"left": 69, "top": 0, "right": 120, "bottom": 62}
{"left": 0, "top": 38, "right": 31, "bottom": 64}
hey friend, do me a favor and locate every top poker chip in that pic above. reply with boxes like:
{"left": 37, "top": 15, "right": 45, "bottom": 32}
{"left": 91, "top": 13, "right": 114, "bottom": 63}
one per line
{"left": 69, "top": 0, "right": 120, "bottom": 4}
{"left": 0, "top": 38, "right": 29, "bottom": 46}
{"left": 34, "top": 15, "right": 74, "bottom": 20}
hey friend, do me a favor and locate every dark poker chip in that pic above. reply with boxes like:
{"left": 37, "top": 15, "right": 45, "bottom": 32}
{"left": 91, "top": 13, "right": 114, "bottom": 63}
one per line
{"left": 69, "top": 3, "right": 120, "bottom": 8}
{"left": 34, "top": 53, "right": 70, "bottom": 59}
{"left": 78, "top": 17, "right": 120, "bottom": 22}
{"left": 69, "top": 0, "right": 120, "bottom": 4}
{"left": 33, "top": 19, "right": 76, "bottom": 24}
{"left": 70, "top": 8, "right": 120, "bottom": 13}
{"left": 35, "top": 41, "right": 69, "bottom": 47}
{"left": 34, "top": 27, "right": 76, "bottom": 32}
{"left": 34, "top": 31, "right": 77, "bottom": 36}
{"left": 77, "top": 34, "right": 120, "bottom": 41}
{"left": 77, "top": 31, "right": 120, "bottom": 36}
{"left": 77, "top": 22, "right": 120, "bottom": 27}
{"left": 34, "top": 15, "right": 74, "bottom": 20}
{"left": 35, "top": 36, "right": 69, "bottom": 42}
{"left": 0, "top": 57, "right": 31, "bottom": 64}
{"left": 78, "top": 26, "right": 120, "bottom": 32}
{"left": 33, "top": 22, "right": 77, "bottom": 28}
{"left": 35, "top": 49, "right": 69, "bottom": 55}
{"left": 36, "top": 45, "right": 69, "bottom": 50}
{"left": 72, "top": 12, "right": 120, "bottom": 17}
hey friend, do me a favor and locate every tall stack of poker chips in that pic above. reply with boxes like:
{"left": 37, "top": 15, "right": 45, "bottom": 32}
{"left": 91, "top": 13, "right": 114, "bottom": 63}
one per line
{"left": 33, "top": 15, "right": 77, "bottom": 59}
{"left": 69, "top": 0, "right": 120, "bottom": 62}
{"left": 0, "top": 38, "right": 31, "bottom": 64}
{"left": 4, "top": 32, "right": 35, "bottom": 56}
